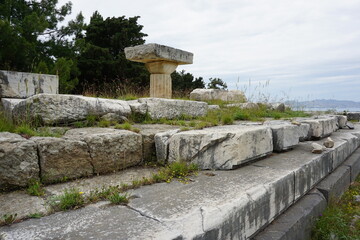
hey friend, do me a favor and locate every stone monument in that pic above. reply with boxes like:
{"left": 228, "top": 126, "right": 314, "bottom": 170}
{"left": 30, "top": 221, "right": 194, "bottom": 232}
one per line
{"left": 124, "top": 43, "right": 193, "bottom": 98}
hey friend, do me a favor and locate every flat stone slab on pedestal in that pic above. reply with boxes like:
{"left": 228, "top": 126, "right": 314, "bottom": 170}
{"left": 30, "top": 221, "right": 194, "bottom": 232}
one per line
{"left": 124, "top": 43, "right": 193, "bottom": 64}
{"left": 0, "top": 70, "right": 58, "bottom": 98}
{"left": 165, "top": 125, "right": 273, "bottom": 169}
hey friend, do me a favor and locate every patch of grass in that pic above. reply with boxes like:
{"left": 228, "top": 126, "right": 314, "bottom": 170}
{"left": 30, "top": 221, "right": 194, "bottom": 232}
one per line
{"left": 107, "top": 192, "right": 129, "bottom": 205}
{"left": 152, "top": 161, "right": 199, "bottom": 183}
{"left": 311, "top": 174, "right": 360, "bottom": 239}
{"left": 1, "top": 213, "right": 17, "bottom": 226}
{"left": 55, "top": 188, "right": 85, "bottom": 211}
{"left": 28, "top": 213, "right": 43, "bottom": 218}
{"left": 27, "top": 179, "right": 45, "bottom": 196}
{"left": 0, "top": 113, "right": 15, "bottom": 132}
{"left": 114, "top": 122, "right": 140, "bottom": 133}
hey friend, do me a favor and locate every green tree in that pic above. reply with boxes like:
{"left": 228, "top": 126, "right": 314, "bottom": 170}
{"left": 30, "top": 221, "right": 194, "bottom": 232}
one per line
{"left": 53, "top": 58, "right": 79, "bottom": 93}
{"left": 77, "top": 11, "right": 149, "bottom": 94}
{"left": 207, "top": 78, "right": 228, "bottom": 90}
{"left": 171, "top": 70, "right": 205, "bottom": 92}
{"left": 0, "top": 0, "right": 78, "bottom": 72}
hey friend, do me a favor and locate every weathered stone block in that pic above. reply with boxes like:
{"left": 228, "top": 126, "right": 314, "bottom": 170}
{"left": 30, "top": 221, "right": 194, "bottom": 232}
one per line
{"left": 125, "top": 43, "right": 193, "bottom": 65}
{"left": 167, "top": 125, "right": 273, "bottom": 169}
{"left": 254, "top": 190, "right": 327, "bottom": 240}
{"left": 190, "top": 88, "right": 246, "bottom": 102}
{"left": 337, "top": 115, "right": 347, "bottom": 128}
{"left": 33, "top": 137, "right": 93, "bottom": 183}
{"left": 316, "top": 165, "right": 351, "bottom": 202}
{"left": 346, "top": 112, "right": 360, "bottom": 121}
{"left": 0, "top": 70, "right": 58, "bottom": 98}
{"left": 0, "top": 133, "right": 39, "bottom": 190}
{"left": 12, "top": 94, "right": 131, "bottom": 125}
{"left": 300, "top": 116, "right": 338, "bottom": 139}
{"left": 343, "top": 147, "right": 360, "bottom": 182}
{"left": 265, "top": 122, "right": 300, "bottom": 152}
{"left": 133, "top": 124, "right": 180, "bottom": 162}
{"left": 129, "top": 98, "right": 208, "bottom": 120}
{"left": 64, "top": 128, "right": 142, "bottom": 174}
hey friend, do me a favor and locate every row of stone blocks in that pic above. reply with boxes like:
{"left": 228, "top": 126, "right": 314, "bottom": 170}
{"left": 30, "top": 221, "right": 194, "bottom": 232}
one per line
{"left": 2, "top": 127, "right": 359, "bottom": 239}
{"left": 0, "top": 114, "right": 348, "bottom": 191}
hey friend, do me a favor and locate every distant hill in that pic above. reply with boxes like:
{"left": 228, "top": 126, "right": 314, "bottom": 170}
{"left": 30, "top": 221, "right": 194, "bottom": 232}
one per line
{"left": 286, "top": 99, "right": 360, "bottom": 109}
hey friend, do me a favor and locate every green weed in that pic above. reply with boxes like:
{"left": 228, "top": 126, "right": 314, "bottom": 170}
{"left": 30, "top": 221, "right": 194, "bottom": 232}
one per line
{"left": 55, "top": 188, "right": 85, "bottom": 211}
{"left": 107, "top": 192, "right": 129, "bottom": 205}
{"left": 1, "top": 213, "right": 17, "bottom": 225}
{"left": 311, "top": 175, "right": 360, "bottom": 239}
{"left": 27, "top": 179, "right": 45, "bottom": 196}
{"left": 28, "top": 213, "right": 43, "bottom": 218}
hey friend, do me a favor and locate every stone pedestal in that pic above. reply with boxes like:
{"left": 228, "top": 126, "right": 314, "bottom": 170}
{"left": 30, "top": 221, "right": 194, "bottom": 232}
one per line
{"left": 125, "top": 43, "right": 193, "bottom": 99}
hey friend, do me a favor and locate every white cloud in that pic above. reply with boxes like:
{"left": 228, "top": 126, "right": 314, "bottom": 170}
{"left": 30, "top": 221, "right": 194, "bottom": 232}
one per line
{"left": 59, "top": 0, "right": 360, "bottom": 101}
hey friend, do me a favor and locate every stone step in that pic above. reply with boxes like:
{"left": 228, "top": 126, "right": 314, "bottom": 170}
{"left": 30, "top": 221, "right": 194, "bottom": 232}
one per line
{"left": 1, "top": 126, "right": 359, "bottom": 239}
{"left": 0, "top": 115, "right": 350, "bottom": 190}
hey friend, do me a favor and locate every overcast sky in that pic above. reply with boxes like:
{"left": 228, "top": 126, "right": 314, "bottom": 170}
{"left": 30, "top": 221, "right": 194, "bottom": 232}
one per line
{"left": 59, "top": 0, "right": 360, "bottom": 102}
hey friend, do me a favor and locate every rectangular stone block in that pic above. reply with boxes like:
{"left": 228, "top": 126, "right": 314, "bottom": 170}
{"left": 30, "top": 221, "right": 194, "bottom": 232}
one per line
{"left": 253, "top": 190, "right": 327, "bottom": 240}
{"left": 300, "top": 116, "right": 338, "bottom": 139}
{"left": 64, "top": 128, "right": 143, "bottom": 174}
{"left": 316, "top": 165, "right": 351, "bottom": 202}
{"left": 0, "top": 133, "right": 39, "bottom": 191}
{"left": 343, "top": 147, "right": 360, "bottom": 182}
{"left": 124, "top": 43, "right": 193, "bottom": 64}
{"left": 33, "top": 137, "right": 93, "bottom": 183}
{"left": 0, "top": 70, "right": 58, "bottom": 98}
{"left": 265, "top": 122, "right": 300, "bottom": 152}
{"left": 167, "top": 125, "right": 273, "bottom": 169}
{"left": 0, "top": 98, "right": 23, "bottom": 120}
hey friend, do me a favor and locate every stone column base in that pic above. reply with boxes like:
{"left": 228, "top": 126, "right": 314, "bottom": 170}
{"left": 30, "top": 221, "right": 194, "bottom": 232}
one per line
{"left": 150, "top": 74, "right": 172, "bottom": 98}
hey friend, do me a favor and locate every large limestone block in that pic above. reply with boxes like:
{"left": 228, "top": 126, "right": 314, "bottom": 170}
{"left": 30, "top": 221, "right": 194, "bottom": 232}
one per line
{"left": 190, "top": 88, "right": 246, "bottom": 102}
{"left": 167, "top": 125, "right": 273, "bottom": 169}
{"left": 0, "top": 70, "right": 58, "bottom": 98}
{"left": 12, "top": 94, "right": 131, "bottom": 124}
{"left": 0, "top": 133, "right": 39, "bottom": 190}
{"left": 346, "top": 112, "right": 360, "bottom": 121}
{"left": 129, "top": 98, "right": 208, "bottom": 120}
{"left": 64, "top": 128, "right": 142, "bottom": 174}
{"left": 300, "top": 116, "right": 338, "bottom": 139}
{"left": 264, "top": 121, "right": 300, "bottom": 152}
{"left": 154, "top": 129, "right": 181, "bottom": 163}
{"left": 0, "top": 98, "right": 23, "bottom": 119}
{"left": 124, "top": 43, "right": 193, "bottom": 65}
{"left": 33, "top": 137, "right": 93, "bottom": 183}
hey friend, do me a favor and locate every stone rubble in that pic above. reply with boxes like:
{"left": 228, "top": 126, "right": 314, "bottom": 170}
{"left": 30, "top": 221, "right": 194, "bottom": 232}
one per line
{"left": 311, "top": 142, "right": 326, "bottom": 154}
{"left": 323, "top": 137, "right": 335, "bottom": 148}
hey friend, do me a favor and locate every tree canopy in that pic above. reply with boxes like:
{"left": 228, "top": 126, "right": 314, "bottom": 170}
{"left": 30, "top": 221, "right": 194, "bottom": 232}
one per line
{"left": 0, "top": 0, "right": 225, "bottom": 96}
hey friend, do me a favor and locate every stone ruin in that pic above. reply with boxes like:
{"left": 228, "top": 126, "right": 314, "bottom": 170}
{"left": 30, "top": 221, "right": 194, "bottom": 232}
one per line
{"left": 125, "top": 43, "right": 193, "bottom": 98}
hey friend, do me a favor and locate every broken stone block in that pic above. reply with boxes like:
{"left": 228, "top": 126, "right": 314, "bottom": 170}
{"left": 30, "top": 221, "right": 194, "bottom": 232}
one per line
{"left": 0, "top": 70, "right": 58, "bottom": 98}
{"left": 337, "top": 115, "right": 347, "bottom": 129}
{"left": 0, "top": 133, "right": 39, "bottom": 190}
{"left": 64, "top": 128, "right": 142, "bottom": 174}
{"left": 167, "top": 125, "right": 273, "bottom": 169}
{"left": 33, "top": 137, "right": 93, "bottom": 183}
{"left": 154, "top": 129, "right": 181, "bottom": 163}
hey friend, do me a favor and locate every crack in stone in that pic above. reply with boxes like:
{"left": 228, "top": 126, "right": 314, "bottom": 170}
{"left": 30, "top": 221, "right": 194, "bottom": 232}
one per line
{"left": 83, "top": 141, "right": 96, "bottom": 175}
{"left": 200, "top": 207, "right": 205, "bottom": 232}
{"left": 127, "top": 206, "right": 162, "bottom": 223}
